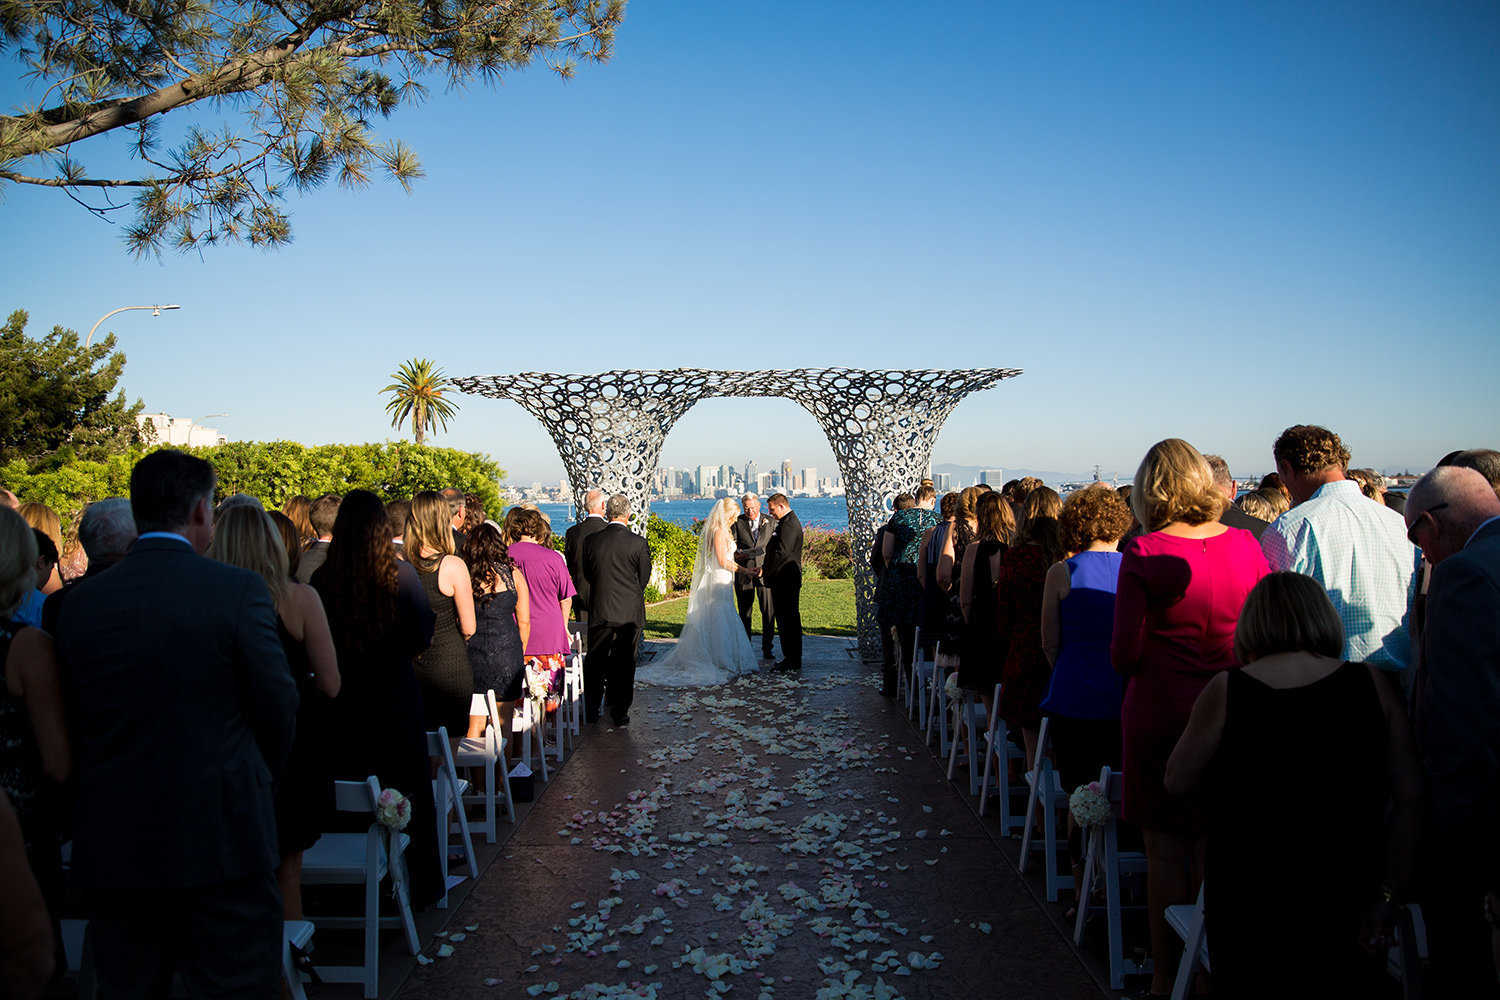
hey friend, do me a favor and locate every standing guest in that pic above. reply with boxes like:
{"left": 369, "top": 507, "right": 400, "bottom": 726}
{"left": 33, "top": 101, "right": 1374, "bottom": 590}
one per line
{"left": 876, "top": 485, "right": 938, "bottom": 692}
{"left": 13, "top": 531, "right": 57, "bottom": 628}
{"left": 916, "top": 493, "right": 959, "bottom": 658}
{"left": 58, "top": 506, "right": 88, "bottom": 582}
{"left": 295, "top": 492, "right": 341, "bottom": 583}
{"left": 932, "top": 491, "right": 977, "bottom": 671}
{"left": 732, "top": 494, "right": 777, "bottom": 662}
{"left": 54, "top": 450, "right": 297, "bottom": 998}
{"left": 461, "top": 492, "right": 486, "bottom": 537}
{"left": 508, "top": 509, "right": 574, "bottom": 724}
{"left": 564, "top": 489, "right": 607, "bottom": 624}
{"left": 441, "top": 487, "right": 468, "bottom": 551}
{"left": 871, "top": 494, "right": 915, "bottom": 692}
{"left": 1260, "top": 425, "right": 1418, "bottom": 680}
{"left": 282, "top": 495, "right": 315, "bottom": 549}
{"left": 0, "top": 488, "right": 17, "bottom": 510}
{"left": 0, "top": 787, "right": 53, "bottom": 1000}
{"left": 995, "top": 486, "right": 1065, "bottom": 770}
{"left": 958, "top": 491, "right": 1015, "bottom": 708}
{"left": 1166, "top": 573, "right": 1421, "bottom": 998}
{"left": 17, "top": 504, "right": 63, "bottom": 593}
{"left": 581, "top": 496, "right": 651, "bottom": 725}
{"left": 1116, "top": 484, "right": 1144, "bottom": 549}
{"left": 210, "top": 506, "right": 340, "bottom": 922}
{"left": 762, "top": 493, "right": 804, "bottom": 672}
{"left": 1, "top": 508, "right": 69, "bottom": 919}
{"left": 41, "top": 497, "right": 137, "bottom": 636}
{"left": 1348, "top": 467, "right": 1387, "bottom": 503}
{"left": 1258, "top": 471, "right": 1292, "bottom": 508}
{"left": 310, "top": 489, "right": 440, "bottom": 907}
{"left": 1236, "top": 489, "right": 1280, "bottom": 524}
{"left": 406, "top": 491, "right": 477, "bottom": 737}
{"left": 463, "top": 524, "right": 531, "bottom": 748}
{"left": 1204, "top": 454, "right": 1267, "bottom": 540}
{"left": 1111, "top": 438, "right": 1269, "bottom": 997}
{"left": 1404, "top": 466, "right": 1500, "bottom": 995}
{"left": 1450, "top": 448, "right": 1500, "bottom": 499}
{"left": 386, "top": 498, "right": 412, "bottom": 559}
{"left": 213, "top": 494, "right": 265, "bottom": 521}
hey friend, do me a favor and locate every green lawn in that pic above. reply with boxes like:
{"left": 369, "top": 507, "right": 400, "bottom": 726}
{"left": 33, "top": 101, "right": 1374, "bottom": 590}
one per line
{"left": 645, "top": 578, "right": 856, "bottom": 639}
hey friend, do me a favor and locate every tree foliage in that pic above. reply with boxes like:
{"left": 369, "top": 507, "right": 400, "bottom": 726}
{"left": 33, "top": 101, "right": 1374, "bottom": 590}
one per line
{"left": 0, "top": 439, "right": 507, "bottom": 522}
{"left": 0, "top": 309, "right": 142, "bottom": 469}
{"left": 382, "top": 358, "right": 458, "bottom": 445}
{"left": 0, "top": 0, "right": 624, "bottom": 254}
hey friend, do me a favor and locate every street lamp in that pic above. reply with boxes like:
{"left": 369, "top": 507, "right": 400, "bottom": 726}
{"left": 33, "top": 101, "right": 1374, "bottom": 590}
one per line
{"left": 183, "top": 413, "right": 228, "bottom": 447}
{"left": 85, "top": 304, "right": 182, "bottom": 349}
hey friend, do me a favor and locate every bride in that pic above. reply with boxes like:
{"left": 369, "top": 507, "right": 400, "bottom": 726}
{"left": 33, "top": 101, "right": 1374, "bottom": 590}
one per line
{"left": 638, "top": 498, "right": 759, "bottom": 686}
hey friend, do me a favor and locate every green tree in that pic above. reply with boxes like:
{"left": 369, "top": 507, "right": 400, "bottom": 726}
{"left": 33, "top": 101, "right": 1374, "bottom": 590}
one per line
{"left": 382, "top": 359, "right": 458, "bottom": 446}
{"left": 0, "top": 310, "right": 142, "bottom": 469}
{"left": 0, "top": 0, "right": 624, "bottom": 255}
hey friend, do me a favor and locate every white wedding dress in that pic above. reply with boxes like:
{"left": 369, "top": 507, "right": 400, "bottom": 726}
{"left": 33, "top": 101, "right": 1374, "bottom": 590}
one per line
{"left": 638, "top": 503, "right": 758, "bottom": 687}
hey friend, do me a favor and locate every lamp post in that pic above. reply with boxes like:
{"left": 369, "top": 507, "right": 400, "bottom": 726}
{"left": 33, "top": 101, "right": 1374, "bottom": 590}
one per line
{"left": 85, "top": 304, "right": 182, "bottom": 349}
{"left": 183, "top": 413, "right": 228, "bottom": 448}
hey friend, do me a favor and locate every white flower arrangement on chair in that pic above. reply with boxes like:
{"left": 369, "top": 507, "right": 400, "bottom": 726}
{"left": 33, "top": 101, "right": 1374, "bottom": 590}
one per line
{"left": 1068, "top": 781, "right": 1110, "bottom": 829}
{"left": 376, "top": 787, "right": 412, "bottom": 831}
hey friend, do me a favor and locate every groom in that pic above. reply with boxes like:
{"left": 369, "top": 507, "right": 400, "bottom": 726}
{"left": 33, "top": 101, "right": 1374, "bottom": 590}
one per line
{"left": 581, "top": 494, "right": 651, "bottom": 726}
{"left": 732, "top": 493, "right": 776, "bottom": 661}
{"left": 761, "top": 493, "right": 804, "bottom": 672}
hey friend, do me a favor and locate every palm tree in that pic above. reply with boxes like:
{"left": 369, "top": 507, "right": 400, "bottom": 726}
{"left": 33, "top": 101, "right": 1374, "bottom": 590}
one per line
{"left": 382, "top": 359, "right": 459, "bottom": 446}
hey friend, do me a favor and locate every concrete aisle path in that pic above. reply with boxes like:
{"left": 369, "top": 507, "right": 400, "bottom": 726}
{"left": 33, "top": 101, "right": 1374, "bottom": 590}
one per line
{"left": 395, "top": 636, "right": 1106, "bottom": 1000}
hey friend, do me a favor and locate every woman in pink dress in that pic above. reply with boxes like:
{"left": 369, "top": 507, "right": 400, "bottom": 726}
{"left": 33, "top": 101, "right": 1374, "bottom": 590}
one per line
{"left": 1111, "top": 438, "right": 1269, "bottom": 997}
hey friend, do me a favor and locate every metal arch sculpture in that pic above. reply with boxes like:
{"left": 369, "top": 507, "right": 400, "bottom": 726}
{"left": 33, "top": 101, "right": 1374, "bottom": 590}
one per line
{"left": 452, "top": 367, "right": 1023, "bottom": 656}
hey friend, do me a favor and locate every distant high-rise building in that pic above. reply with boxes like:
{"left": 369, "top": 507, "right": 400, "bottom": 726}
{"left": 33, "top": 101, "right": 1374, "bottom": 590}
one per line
{"left": 696, "top": 464, "right": 717, "bottom": 494}
{"left": 980, "top": 469, "right": 1005, "bottom": 485}
{"left": 745, "top": 460, "right": 759, "bottom": 488}
{"left": 802, "top": 467, "right": 817, "bottom": 493}
{"left": 781, "top": 459, "right": 793, "bottom": 492}
{"left": 934, "top": 472, "right": 952, "bottom": 491}
{"left": 757, "top": 472, "right": 775, "bottom": 494}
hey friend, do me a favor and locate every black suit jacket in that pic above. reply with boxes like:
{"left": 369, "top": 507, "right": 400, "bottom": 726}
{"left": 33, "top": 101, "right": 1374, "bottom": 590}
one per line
{"left": 582, "top": 522, "right": 651, "bottom": 627}
{"left": 1220, "top": 502, "right": 1269, "bottom": 541}
{"left": 731, "top": 513, "right": 775, "bottom": 592}
{"left": 55, "top": 536, "right": 297, "bottom": 895}
{"left": 1416, "top": 517, "right": 1500, "bottom": 890}
{"left": 763, "top": 510, "right": 804, "bottom": 583}
{"left": 564, "top": 515, "right": 608, "bottom": 613}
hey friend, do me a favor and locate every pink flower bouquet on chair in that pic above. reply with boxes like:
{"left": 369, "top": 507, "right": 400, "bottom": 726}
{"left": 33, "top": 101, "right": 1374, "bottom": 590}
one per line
{"left": 1068, "top": 781, "right": 1110, "bottom": 828}
{"left": 376, "top": 787, "right": 412, "bottom": 831}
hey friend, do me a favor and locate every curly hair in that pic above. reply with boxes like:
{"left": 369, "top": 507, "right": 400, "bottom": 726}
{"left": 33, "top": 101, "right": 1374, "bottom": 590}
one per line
{"left": 461, "top": 492, "right": 486, "bottom": 535}
{"left": 1060, "top": 483, "right": 1134, "bottom": 550}
{"left": 462, "top": 522, "right": 514, "bottom": 607}
{"left": 1273, "top": 425, "right": 1350, "bottom": 476}
{"left": 938, "top": 492, "right": 960, "bottom": 520}
{"left": 1131, "top": 439, "right": 1226, "bottom": 532}
{"left": 1347, "top": 468, "right": 1384, "bottom": 501}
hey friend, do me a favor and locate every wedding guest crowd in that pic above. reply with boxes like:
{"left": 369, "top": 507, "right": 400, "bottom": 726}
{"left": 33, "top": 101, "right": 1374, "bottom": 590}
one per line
{"left": 871, "top": 425, "right": 1499, "bottom": 995}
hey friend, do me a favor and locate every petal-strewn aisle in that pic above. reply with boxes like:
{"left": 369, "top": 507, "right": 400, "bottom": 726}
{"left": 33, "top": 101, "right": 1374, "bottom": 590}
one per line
{"left": 395, "top": 636, "right": 1106, "bottom": 1000}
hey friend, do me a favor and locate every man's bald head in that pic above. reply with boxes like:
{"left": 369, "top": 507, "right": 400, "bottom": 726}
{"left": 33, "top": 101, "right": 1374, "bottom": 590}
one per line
{"left": 1406, "top": 466, "right": 1500, "bottom": 566}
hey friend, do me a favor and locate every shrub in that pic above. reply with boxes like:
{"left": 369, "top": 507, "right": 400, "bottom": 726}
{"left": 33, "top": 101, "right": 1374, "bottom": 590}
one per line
{"left": 646, "top": 513, "right": 698, "bottom": 591}
{"left": 803, "top": 527, "right": 853, "bottom": 580}
{"left": 644, "top": 584, "right": 664, "bottom": 604}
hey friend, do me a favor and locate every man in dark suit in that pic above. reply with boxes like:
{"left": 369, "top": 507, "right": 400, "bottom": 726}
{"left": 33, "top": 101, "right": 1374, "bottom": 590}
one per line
{"left": 564, "top": 488, "right": 607, "bottom": 625}
{"left": 581, "top": 494, "right": 651, "bottom": 726}
{"left": 41, "top": 496, "right": 136, "bottom": 636}
{"left": 55, "top": 450, "right": 298, "bottom": 999}
{"left": 1205, "top": 454, "right": 1267, "bottom": 540}
{"left": 295, "top": 491, "right": 341, "bottom": 583}
{"left": 1405, "top": 466, "right": 1500, "bottom": 996}
{"left": 732, "top": 493, "right": 776, "bottom": 661}
{"left": 761, "top": 493, "right": 804, "bottom": 672}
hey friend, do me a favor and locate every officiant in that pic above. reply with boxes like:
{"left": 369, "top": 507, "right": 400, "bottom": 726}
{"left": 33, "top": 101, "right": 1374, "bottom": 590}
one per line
{"left": 732, "top": 493, "right": 776, "bottom": 661}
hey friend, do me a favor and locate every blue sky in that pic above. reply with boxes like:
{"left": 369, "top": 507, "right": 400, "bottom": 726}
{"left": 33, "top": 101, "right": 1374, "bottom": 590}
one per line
{"left": 2, "top": 1, "right": 1496, "bottom": 484}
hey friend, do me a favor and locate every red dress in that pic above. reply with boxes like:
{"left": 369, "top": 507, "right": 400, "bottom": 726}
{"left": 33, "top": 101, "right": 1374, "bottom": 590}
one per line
{"left": 1111, "top": 527, "right": 1269, "bottom": 834}
{"left": 995, "top": 543, "right": 1051, "bottom": 732}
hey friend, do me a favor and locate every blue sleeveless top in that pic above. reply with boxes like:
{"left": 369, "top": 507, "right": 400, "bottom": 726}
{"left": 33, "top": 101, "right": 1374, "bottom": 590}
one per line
{"left": 1040, "top": 550, "right": 1124, "bottom": 720}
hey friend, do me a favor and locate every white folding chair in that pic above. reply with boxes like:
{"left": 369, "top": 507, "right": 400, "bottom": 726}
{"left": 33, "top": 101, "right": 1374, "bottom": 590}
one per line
{"left": 1388, "top": 903, "right": 1428, "bottom": 1000}
{"left": 456, "top": 691, "right": 515, "bottom": 842}
{"left": 946, "top": 682, "right": 988, "bottom": 794}
{"left": 513, "top": 687, "right": 550, "bottom": 782}
{"left": 301, "top": 776, "right": 420, "bottom": 999}
{"left": 283, "top": 920, "right": 315, "bottom": 1000}
{"left": 977, "top": 683, "right": 1027, "bottom": 834}
{"left": 567, "top": 621, "right": 587, "bottom": 738}
{"left": 909, "top": 626, "right": 936, "bottom": 727}
{"left": 1165, "top": 881, "right": 1207, "bottom": 1000}
{"left": 893, "top": 626, "right": 911, "bottom": 706}
{"left": 925, "top": 651, "right": 953, "bottom": 753}
{"left": 427, "top": 727, "right": 477, "bottom": 907}
{"left": 1074, "top": 766, "right": 1151, "bottom": 990}
{"left": 1018, "top": 716, "right": 1074, "bottom": 901}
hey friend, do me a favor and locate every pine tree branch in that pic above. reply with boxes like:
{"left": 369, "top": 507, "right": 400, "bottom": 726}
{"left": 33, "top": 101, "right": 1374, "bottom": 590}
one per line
{"left": 0, "top": 169, "right": 152, "bottom": 187}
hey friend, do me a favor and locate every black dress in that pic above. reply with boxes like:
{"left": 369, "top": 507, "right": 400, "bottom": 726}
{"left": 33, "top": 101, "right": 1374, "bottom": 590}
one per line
{"left": 311, "top": 560, "right": 443, "bottom": 908}
{"left": 413, "top": 558, "right": 474, "bottom": 736}
{"left": 274, "top": 615, "right": 332, "bottom": 855}
{"left": 959, "top": 540, "right": 1006, "bottom": 692}
{"left": 0, "top": 619, "right": 62, "bottom": 905}
{"left": 1206, "top": 663, "right": 1390, "bottom": 997}
{"left": 468, "top": 565, "right": 524, "bottom": 702}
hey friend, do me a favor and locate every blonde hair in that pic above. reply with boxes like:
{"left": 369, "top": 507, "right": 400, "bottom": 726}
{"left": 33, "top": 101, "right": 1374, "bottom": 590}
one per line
{"left": 1131, "top": 439, "right": 1226, "bottom": 532}
{"left": 208, "top": 506, "right": 292, "bottom": 613}
{"left": 405, "top": 490, "right": 455, "bottom": 562}
{"left": 1237, "top": 491, "right": 1279, "bottom": 523}
{"left": 0, "top": 507, "right": 40, "bottom": 617}
{"left": 18, "top": 501, "right": 62, "bottom": 558}
{"left": 1234, "top": 572, "right": 1343, "bottom": 665}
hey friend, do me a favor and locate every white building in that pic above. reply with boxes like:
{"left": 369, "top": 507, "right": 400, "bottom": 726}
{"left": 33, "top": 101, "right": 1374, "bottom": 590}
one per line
{"left": 136, "top": 413, "right": 227, "bottom": 448}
